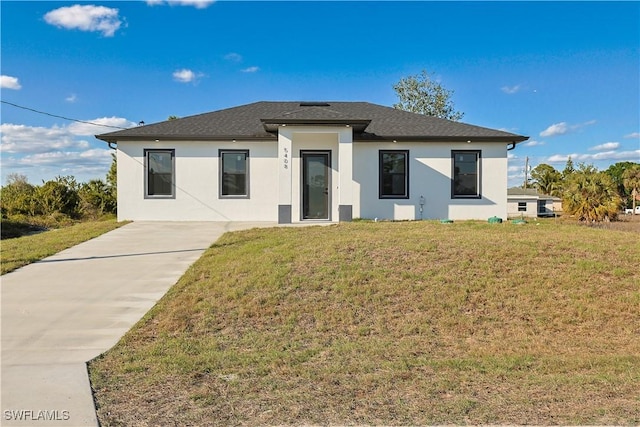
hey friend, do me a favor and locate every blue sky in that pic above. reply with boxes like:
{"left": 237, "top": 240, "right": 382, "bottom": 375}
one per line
{"left": 1, "top": 1, "right": 639, "bottom": 187}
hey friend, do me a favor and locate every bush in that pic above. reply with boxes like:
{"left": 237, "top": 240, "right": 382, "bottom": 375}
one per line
{"left": 0, "top": 174, "right": 39, "bottom": 217}
{"left": 79, "top": 179, "right": 116, "bottom": 219}
{"left": 36, "top": 176, "right": 81, "bottom": 218}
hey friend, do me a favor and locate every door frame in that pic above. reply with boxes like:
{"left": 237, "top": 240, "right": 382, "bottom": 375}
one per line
{"left": 300, "top": 150, "right": 331, "bottom": 221}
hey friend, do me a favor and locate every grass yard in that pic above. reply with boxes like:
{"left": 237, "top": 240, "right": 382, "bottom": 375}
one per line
{"left": 89, "top": 221, "right": 640, "bottom": 426}
{"left": 0, "top": 218, "right": 126, "bottom": 275}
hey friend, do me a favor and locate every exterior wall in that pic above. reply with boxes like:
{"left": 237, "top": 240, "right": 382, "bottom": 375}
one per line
{"left": 507, "top": 197, "right": 559, "bottom": 217}
{"left": 116, "top": 140, "right": 278, "bottom": 221}
{"left": 507, "top": 197, "right": 538, "bottom": 218}
{"left": 116, "top": 136, "right": 510, "bottom": 222}
{"left": 353, "top": 142, "right": 509, "bottom": 221}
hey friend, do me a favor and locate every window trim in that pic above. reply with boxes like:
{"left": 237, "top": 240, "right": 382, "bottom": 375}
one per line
{"left": 144, "top": 148, "right": 175, "bottom": 199}
{"left": 451, "top": 150, "right": 481, "bottom": 199}
{"left": 518, "top": 201, "right": 527, "bottom": 212}
{"left": 219, "top": 149, "right": 250, "bottom": 198}
{"left": 379, "top": 150, "right": 410, "bottom": 199}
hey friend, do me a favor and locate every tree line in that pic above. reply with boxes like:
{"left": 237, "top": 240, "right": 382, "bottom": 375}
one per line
{"left": 528, "top": 159, "right": 640, "bottom": 222}
{"left": 0, "top": 154, "right": 117, "bottom": 232}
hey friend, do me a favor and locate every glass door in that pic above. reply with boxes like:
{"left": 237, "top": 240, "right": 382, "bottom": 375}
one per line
{"left": 302, "top": 151, "right": 330, "bottom": 220}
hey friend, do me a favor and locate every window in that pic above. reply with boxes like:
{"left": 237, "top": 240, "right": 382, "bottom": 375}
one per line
{"left": 220, "top": 150, "right": 249, "bottom": 197}
{"left": 379, "top": 150, "right": 409, "bottom": 198}
{"left": 518, "top": 202, "right": 527, "bottom": 212}
{"left": 452, "top": 150, "right": 481, "bottom": 198}
{"left": 145, "top": 149, "right": 174, "bottom": 198}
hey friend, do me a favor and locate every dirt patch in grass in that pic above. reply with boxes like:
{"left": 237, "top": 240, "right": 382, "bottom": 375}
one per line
{"left": 89, "top": 221, "right": 640, "bottom": 426}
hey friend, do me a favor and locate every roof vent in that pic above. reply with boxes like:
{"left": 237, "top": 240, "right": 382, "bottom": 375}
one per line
{"left": 299, "top": 102, "right": 330, "bottom": 107}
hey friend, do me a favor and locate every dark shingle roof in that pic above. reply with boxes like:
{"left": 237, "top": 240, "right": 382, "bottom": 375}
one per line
{"left": 96, "top": 101, "right": 528, "bottom": 143}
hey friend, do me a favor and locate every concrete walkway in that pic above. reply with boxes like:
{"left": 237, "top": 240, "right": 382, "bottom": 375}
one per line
{"left": 1, "top": 221, "right": 277, "bottom": 426}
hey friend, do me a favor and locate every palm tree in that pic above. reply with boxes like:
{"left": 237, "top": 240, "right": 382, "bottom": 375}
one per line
{"left": 622, "top": 165, "right": 640, "bottom": 213}
{"left": 563, "top": 169, "right": 622, "bottom": 222}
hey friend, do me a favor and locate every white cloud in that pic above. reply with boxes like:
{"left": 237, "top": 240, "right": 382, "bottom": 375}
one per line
{"left": 172, "top": 68, "right": 204, "bottom": 83}
{"left": 44, "top": 5, "right": 123, "bottom": 37}
{"left": 523, "top": 140, "right": 545, "bottom": 147}
{"left": 624, "top": 132, "right": 640, "bottom": 139}
{"left": 0, "top": 118, "right": 127, "bottom": 183}
{"left": 1, "top": 75, "right": 22, "bottom": 90}
{"left": 501, "top": 84, "right": 522, "bottom": 95}
{"left": 67, "top": 117, "right": 137, "bottom": 136}
{"left": 546, "top": 150, "right": 640, "bottom": 164}
{"left": 1, "top": 117, "right": 134, "bottom": 155}
{"left": 589, "top": 142, "right": 619, "bottom": 151}
{"left": 0, "top": 124, "right": 87, "bottom": 154}
{"left": 540, "top": 122, "right": 569, "bottom": 137}
{"left": 147, "top": 0, "right": 215, "bottom": 8}
{"left": 173, "top": 69, "right": 195, "bottom": 82}
{"left": 539, "top": 120, "right": 596, "bottom": 137}
{"left": 66, "top": 94, "right": 78, "bottom": 103}
{"left": 241, "top": 66, "right": 260, "bottom": 73}
{"left": 224, "top": 52, "right": 243, "bottom": 62}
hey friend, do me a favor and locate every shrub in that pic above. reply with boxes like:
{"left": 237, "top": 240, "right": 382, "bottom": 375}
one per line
{"left": 79, "top": 179, "right": 116, "bottom": 219}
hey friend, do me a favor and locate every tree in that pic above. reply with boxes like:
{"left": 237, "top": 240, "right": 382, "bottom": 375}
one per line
{"left": 622, "top": 164, "right": 640, "bottom": 213}
{"left": 0, "top": 174, "right": 38, "bottom": 217}
{"left": 604, "top": 161, "right": 637, "bottom": 205}
{"left": 562, "top": 157, "right": 575, "bottom": 179}
{"left": 392, "top": 70, "right": 464, "bottom": 121}
{"left": 563, "top": 165, "right": 622, "bottom": 222}
{"left": 37, "top": 176, "right": 80, "bottom": 217}
{"left": 530, "top": 164, "right": 562, "bottom": 196}
{"left": 79, "top": 179, "right": 116, "bottom": 218}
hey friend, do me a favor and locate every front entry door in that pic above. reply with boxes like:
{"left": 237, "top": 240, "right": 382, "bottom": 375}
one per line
{"left": 302, "top": 151, "right": 330, "bottom": 220}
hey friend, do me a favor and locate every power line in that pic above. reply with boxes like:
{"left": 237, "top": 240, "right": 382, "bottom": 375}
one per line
{"left": 1, "top": 100, "right": 131, "bottom": 130}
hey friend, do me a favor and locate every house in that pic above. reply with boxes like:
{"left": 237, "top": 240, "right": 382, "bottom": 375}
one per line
{"left": 96, "top": 101, "right": 528, "bottom": 223}
{"left": 507, "top": 187, "right": 561, "bottom": 218}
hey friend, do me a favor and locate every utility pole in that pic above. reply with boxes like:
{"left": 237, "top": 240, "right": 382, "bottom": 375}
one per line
{"left": 524, "top": 157, "right": 529, "bottom": 189}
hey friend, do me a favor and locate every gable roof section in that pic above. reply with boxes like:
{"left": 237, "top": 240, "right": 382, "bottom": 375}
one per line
{"left": 96, "top": 101, "right": 528, "bottom": 144}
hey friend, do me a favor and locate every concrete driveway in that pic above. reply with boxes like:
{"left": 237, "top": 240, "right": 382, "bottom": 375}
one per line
{"left": 1, "top": 221, "right": 277, "bottom": 426}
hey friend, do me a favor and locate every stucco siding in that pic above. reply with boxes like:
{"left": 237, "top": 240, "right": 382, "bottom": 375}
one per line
{"left": 353, "top": 142, "right": 508, "bottom": 221}
{"left": 117, "top": 140, "right": 278, "bottom": 221}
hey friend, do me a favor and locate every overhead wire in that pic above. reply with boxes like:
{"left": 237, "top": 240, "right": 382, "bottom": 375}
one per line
{"left": 1, "top": 100, "right": 131, "bottom": 130}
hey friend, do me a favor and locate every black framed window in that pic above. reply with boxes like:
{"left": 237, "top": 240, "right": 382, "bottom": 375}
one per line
{"left": 144, "top": 149, "right": 175, "bottom": 198}
{"left": 379, "top": 150, "right": 409, "bottom": 199}
{"left": 452, "top": 150, "right": 481, "bottom": 198}
{"left": 518, "top": 202, "right": 527, "bottom": 212}
{"left": 220, "top": 150, "right": 249, "bottom": 197}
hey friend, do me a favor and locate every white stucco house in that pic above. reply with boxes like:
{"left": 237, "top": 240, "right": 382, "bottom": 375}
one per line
{"left": 96, "top": 101, "right": 528, "bottom": 223}
{"left": 507, "top": 188, "right": 562, "bottom": 218}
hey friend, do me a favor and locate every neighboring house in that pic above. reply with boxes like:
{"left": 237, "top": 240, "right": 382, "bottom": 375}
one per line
{"left": 97, "top": 101, "right": 528, "bottom": 223}
{"left": 507, "top": 188, "right": 561, "bottom": 218}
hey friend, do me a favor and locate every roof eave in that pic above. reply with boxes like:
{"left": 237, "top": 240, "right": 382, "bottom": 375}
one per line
{"left": 95, "top": 134, "right": 278, "bottom": 144}
{"left": 354, "top": 135, "right": 529, "bottom": 143}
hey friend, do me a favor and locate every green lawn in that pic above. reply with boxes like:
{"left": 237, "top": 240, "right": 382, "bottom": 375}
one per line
{"left": 0, "top": 218, "right": 127, "bottom": 275}
{"left": 89, "top": 221, "right": 640, "bottom": 426}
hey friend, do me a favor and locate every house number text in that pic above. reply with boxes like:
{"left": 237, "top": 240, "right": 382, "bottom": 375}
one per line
{"left": 283, "top": 147, "right": 289, "bottom": 169}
